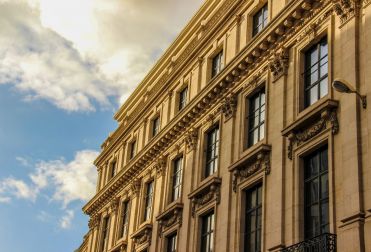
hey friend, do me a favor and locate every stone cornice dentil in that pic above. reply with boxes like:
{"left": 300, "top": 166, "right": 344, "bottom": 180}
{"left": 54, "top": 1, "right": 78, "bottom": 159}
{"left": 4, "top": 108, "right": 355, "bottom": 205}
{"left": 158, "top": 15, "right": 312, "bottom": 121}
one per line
{"left": 83, "top": 0, "right": 342, "bottom": 216}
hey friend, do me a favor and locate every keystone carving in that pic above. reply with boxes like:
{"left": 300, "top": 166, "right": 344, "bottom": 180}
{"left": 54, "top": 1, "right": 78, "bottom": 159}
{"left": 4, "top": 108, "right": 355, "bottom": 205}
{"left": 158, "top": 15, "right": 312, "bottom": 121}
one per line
{"left": 333, "top": 0, "right": 360, "bottom": 26}
{"left": 269, "top": 48, "right": 289, "bottom": 82}
{"left": 185, "top": 127, "right": 199, "bottom": 151}
{"left": 232, "top": 152, "right": 270, "bottom": 192}
{"left": 221, "top": 93, "right": 238, "bottom": 121}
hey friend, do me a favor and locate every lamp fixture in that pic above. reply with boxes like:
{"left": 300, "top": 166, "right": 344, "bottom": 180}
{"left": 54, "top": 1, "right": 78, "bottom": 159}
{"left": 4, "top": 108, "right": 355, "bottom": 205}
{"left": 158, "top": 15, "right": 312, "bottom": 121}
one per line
{"left": 332, "top": 79, "right": 367, "bottom": 109}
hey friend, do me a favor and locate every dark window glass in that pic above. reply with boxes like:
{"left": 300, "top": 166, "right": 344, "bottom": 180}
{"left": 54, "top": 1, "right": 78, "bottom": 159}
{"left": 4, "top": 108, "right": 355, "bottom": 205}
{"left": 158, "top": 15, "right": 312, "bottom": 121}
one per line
{"left": 304, "top": 37, "right": 328, "bottom": 107}
{"left": 171, "top": 157, "right": 183, "bottom": 202}
{"left": 205, "top": 126, "right": 219, "bottom": 178}
{"left": 129, "top": 141, "right": 136, "bottom": 160}
{"left": 253, "top": 4, "right": 268, "bottom": 36}
{"left": 120, "top": 201, "right": 130, "bottom": 239}
{"left": 110, "top": 160, "right": 117, "bottom": 179}
{"left": 167, "top": 233, "right": 177, "bottom": 252}
{"left": 244, "top": 184, "right": 262, "bottom": 252}
{"left": 248, "top": 90, "right": 265, "bottom": 147}
{"left": 211, "top": 51, "right": 223, "bottom": 78}
{"left": 144, "top": 181, "right": 154, "bottom": 222}
{"left": 179, "top": 87, "right": 188, "bottom": 111}
{"left": 304, "top": 146, "right": 329, "bottom": 239}
{"left": 100, "top": 216, "right": 110, "bottom": 252}
{"left": 152, "top": 117, "right": 160, "bottom": 137}
{"left": 201, "top": 212, "right": 215, "bottom": 252}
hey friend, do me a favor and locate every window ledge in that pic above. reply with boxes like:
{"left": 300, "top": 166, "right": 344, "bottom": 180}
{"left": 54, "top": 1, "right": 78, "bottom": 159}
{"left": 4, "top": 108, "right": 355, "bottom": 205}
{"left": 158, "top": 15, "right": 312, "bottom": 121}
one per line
{"left": 109, "top": 240, "right": 127, "bottom": 252}
{"left": 156, "top": 203, "right": 183, "bottom": 236}
{"left": 130, "top": 223, "right": 152, "bottom": 249}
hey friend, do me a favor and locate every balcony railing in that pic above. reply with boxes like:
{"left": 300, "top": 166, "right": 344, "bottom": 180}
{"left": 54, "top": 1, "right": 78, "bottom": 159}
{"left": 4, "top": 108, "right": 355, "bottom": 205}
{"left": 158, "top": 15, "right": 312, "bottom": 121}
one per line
{"left": 281, "top": 233, "right": 337, "bottom": 252}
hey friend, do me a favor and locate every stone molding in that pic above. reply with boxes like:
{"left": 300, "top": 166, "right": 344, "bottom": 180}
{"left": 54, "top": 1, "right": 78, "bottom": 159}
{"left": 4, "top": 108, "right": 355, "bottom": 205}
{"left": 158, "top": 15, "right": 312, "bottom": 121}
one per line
{"left": 84, "top": 0, "right": 336, "bottom": 216}
{"left": 229, "top": 144, "right": 271, "bottom": 192}
{"left": 185, "top": 127, "right": 199, "bottom": 152}
{"left": 221, "top": 92, "right": 238, "bottom": 121}
{"left": 153, "top": 156, "right": 167, "bottom": 177}
{"left": 332, "top": 0, "right": 361, "bottom": 26}
{"left": 88, "top": 213, "right": 101, "bottom": 229}
{"left": 188, "top": 177, "right": 221, "bottom": 217}
{"left": 282, "top": 99, "right": 339, "bottom": 160}
{"left": 131, "top": 224, "right": 152, "bottom": 249}
{"left": 269, "top": 48, "right": 289, "bottom": 82}
{"left": 110, "top": 197, "right": 120, "bottom": 213}
{"left": 130, "top": 179, "right": 142, "bottom": 198}
{"left": 156, "top": 203, "right": 183, "bottom": 237}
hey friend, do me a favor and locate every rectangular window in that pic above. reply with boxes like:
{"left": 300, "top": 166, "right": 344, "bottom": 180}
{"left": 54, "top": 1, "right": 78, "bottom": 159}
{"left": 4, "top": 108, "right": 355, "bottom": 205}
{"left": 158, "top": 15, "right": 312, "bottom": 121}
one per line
{"left": 304, "top": 37, "right": 328, "bottom": 108}
{"left": 110, "top": 160, "right": 117, "bottom": 180}
{"left": 211, "top": 51, "right": 223, "bottom": 78}
{"left": 247, "top": 89, "right": 265, "bottom": 147}
{"left": 100, "top": 216, "right": 110, "bottom": 252}
{"left": 171, "top": 157, "right": 183, "bottom": 202}
{"left": 205, "top": 126, "right": 219, "bottom": 178}
{"left": 120, "top": 200, "right": 130, "bottom": 239}
{"left": 166, "top": 233, "right": 177, "bottom": 252}
{"left": 129, "top": 140, "right": 136, "bottom": 160}
{"left": 304, "top": 146, "right": 329, "bottom": 239}
{"left": 143, "top": 181, "right": 154, "bottom": 222}
{"left": 200, "top": 212, "right": 215, "bottom": 252}
{"left": 253, "top": 4, "right": 268, "bottom": 36}
{"left": 152, "top": 116, "right": 160, "bottom": 137}
{"left": 244, "top": 184, "right": 262, "bottom": 252}
{"left": 179, "top": 87, "right": 188, "bottom": 111}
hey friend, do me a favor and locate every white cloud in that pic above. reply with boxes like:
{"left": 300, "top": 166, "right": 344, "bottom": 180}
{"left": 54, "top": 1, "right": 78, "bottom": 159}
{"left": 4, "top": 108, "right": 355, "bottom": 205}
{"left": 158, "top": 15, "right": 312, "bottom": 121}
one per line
{"left": 59, "top": 210, "right": 74, "bottom": 229}
{"left": 0, "top": 150, "right": 99, "bottom": 207}
{"left": 0, "top": 0, "right": 204, "bottom": 112}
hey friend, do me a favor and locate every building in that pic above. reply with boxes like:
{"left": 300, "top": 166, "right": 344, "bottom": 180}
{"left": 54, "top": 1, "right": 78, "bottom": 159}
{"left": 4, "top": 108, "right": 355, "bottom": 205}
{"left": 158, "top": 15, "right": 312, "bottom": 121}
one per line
{"left": 78, "top": 0, "right": 371, "bottom": 251}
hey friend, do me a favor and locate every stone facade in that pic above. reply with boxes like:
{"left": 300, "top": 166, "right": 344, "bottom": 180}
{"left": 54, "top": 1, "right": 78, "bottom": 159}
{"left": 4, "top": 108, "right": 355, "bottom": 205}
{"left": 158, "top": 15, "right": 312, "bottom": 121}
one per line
{"left": 77, "top": 0, "right": 371, "bottom": 251}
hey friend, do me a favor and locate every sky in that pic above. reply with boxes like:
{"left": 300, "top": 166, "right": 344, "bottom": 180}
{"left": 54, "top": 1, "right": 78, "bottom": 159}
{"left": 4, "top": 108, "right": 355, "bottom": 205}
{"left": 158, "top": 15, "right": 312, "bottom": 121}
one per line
{"left": 0, "top": 0, "right": 204, "bottom": 251}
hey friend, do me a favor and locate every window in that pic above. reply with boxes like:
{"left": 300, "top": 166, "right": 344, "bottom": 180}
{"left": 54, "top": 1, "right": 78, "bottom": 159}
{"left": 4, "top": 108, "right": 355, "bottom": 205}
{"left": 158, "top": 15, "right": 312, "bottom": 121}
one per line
{"left": 120, "top": 200, "right": 130, "bottom": 239}
{"left": 211, "top": 51, "right": 223, "bottom": 78}
{"left": 205, "top": 126, "right": 219, "bottom": 178}
{"left": 244, "top": 184, "right": 262, "bottom": 252}
{"left": 152, "top": 116, "right": 160, "bottom": 137}
{"left": 100, "top": 216, "right": 110, "bottom": 252}
{"left": 171, "top": 157, "right": 183, "bottom": 202}
{"left": 129, "top": 140, "right": 136, "bottom": 160}
{"left": 110, "top": 160, "right": 117, "bottom": 180}
{"left": 304, "top": 146, "right": 329, "bottom": 239}
{"left": 166, "top": 233, "right": 177, "bottom": 252}
{"left": 247, "top": 89, "right": 265, "bottom": 147}
{"left": 179, "top": 87, "right": 188, "bottom": 111}
{"left": 200, "top": 212, "right": 215, "bottom": 252}
{"left": 303, "top": 37, "right": 328, "bottom": 108}
{"left": 253, "top": 4, "right": 268, "bottom": 36}
{"left": 143, "top": 181, "right": 154, "bottom": 222}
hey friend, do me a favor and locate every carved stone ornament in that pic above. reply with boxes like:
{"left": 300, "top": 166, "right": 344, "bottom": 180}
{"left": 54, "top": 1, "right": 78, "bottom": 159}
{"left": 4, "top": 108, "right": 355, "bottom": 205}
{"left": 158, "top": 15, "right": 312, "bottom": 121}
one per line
{"left": 188, "top": 177, "right": 221, "bottom": 217}
{"left": 156, "top": 203, "right": 183, "bottom": 237}
{"left": 130, "top": 178, "right": 142, "bottom": 198}
{"left": 88, "top": 213, "right": 101, "bottom": 229}
{"left": 154, "top": 156, "right": 166, "bottom": 177}
{"left": 229, "top": 146, "right": 271, "bottom": 193}
{"left": 221, "top": 93, "right": 238, "bottom": 121}
{"left": 364, "top": 0, "right": 371, "bottom": 7}
{"left": 119, "top": 244, "right": 127, "bottom": 252}
{"left": 269, "top": 48, "right": 289, "bottom": 82}
{"left": 131, "top": 224, "right": 152, "bottom": 248}
{"left": 185, "top": 127, "right": 199, "bottom": 151}
{"left": 282, "top": 100, "right": 339, "bottom": 160}
{"left": 332, "top": 0, "right": 361, "bottom": 26}
{"left": 110, "top": 197, "right": 120, "bottom": 213}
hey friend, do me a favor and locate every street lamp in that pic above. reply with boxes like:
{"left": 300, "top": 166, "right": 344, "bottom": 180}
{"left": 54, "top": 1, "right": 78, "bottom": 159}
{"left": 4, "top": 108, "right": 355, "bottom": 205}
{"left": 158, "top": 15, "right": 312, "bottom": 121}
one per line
{"left": 332, "top": 79, "right": 367, "bottom": 109}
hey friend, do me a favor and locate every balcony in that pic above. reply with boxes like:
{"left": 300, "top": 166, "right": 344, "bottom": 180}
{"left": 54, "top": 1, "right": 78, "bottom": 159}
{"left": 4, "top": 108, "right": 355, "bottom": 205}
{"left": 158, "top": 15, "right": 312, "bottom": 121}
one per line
{"left": 281, "top": 233, "right": 337, "bottom": 252}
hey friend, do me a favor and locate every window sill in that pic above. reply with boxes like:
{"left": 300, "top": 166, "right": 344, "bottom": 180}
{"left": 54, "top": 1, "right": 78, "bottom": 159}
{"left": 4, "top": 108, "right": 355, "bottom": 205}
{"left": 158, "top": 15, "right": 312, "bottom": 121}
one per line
{"left": 109, "top": 239, "right": 127, "bottom": 252}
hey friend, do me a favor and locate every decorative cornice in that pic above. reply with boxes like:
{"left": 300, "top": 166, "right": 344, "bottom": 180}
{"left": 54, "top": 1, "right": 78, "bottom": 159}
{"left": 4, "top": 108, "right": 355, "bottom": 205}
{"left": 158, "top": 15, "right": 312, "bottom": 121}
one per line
{"left": 221, "top": 92, "right": 238, "bottom": 121}
{"left": 130, "top": 178, "right": 142, "bottom": 198}
{"left": 282, "top": 99, "right": 339, "bottom": 160}
{"left": 88, "top": 213, "right": 101, "bottom": 229}
{"left": 131, "top": 224, "right": 152, "bottom": 248}
{"left": 332, "top": 0, "right": 361, "bottom": 27}
{"left": 153, "top": 156, "right": 167, "bottom": 177}
{"left": 185, "top": 127, "right": 199, "bottom": 152}
{"left": 110, "top": 197, "right": 120, "bottom": 213}
{"left": 269, "top": 47, "right": 289, "bottom": 82}
{"left": 364, "top": 0, "right": 371, "bottom": 7}
{"left": 229, "top": 144, "right": 271, "bottom": 192}
{"left": 188, "top": 177, "right": 221, "bottom": 217}
{"left": 156, "top": 203, "right": 183, "bottom": 237}
{"left": 84, "top": 0, "right": 334, "bottom": 216}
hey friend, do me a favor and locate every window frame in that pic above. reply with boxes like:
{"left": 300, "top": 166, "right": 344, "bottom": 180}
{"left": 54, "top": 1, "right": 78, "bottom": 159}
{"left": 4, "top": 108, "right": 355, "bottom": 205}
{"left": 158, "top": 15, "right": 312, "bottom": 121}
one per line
{"left": 204, "top": 125, "right": 220, "bottom": 179}
{"left": 246, "top": 88, "right": 266, "bottom": 149}
{"left": 200, "top": 211, "right": 215, "bottom": 252}
{"left": 100, "top": 215, "right": 110, "bottom": 252}
{"left": 143, "top": 180, "right": 154, "bottom": 222}
{"left": 166, "top": 232, "right": 178, "bottom": 252}
{"left": 119, "top": 200, "right": 131, "bottom": 240}
{"left": 178, "top": 86, "right": 188, "bottom": 112}
{"left": 151, "top": 116, "right": 160, "bottom": 138}
{"left": 252, "top": 3, "right": 268, "bottom": 37}
{"left": 109, "top": 160, "right": 117, "bottom": 180}
{"left": 170, "top": 156, "right": 183, "bottom": 203}
{"left": 211, "top": 50, "right": 224, "bottom": 79}
{"left": 129, "top": 140, "right": 137, "bottom": 160}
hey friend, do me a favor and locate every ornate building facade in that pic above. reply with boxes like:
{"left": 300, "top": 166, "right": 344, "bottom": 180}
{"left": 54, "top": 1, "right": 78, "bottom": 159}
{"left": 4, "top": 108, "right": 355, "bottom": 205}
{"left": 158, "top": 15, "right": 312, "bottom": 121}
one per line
{"left": 77, "top": 0, "right": 371, "bottom": 251}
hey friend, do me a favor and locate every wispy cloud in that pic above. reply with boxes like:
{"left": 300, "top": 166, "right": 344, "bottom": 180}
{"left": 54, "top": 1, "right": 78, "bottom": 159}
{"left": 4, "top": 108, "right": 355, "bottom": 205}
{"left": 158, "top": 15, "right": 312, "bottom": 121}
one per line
{"left": 0, "top": 177, "right": 38, "bottom": 201}
{"left": 59, "top": 210, "right": 74, "bottom": 229}
{"left": 0, "top": 0, "right": 203, "bottom": 112}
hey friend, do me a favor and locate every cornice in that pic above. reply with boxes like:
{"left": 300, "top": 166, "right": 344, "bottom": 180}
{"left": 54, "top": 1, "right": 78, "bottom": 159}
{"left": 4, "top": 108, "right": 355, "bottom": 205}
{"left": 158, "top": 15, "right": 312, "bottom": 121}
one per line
{"left": 84, "top": 0, "right": 336, "bottom": 216}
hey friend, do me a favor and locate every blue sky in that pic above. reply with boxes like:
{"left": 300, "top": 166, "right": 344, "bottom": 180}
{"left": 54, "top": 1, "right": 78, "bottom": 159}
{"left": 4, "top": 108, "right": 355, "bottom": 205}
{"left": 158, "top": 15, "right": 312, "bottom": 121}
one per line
{"left": 0, "top": 0, "right": 203, "bottom": 251}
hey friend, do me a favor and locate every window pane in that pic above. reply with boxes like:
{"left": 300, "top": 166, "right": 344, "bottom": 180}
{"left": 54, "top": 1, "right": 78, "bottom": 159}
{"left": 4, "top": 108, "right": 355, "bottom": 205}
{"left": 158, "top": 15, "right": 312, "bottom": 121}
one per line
{"left": 319, "top": 77, "right": 328, "bottom": 98}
